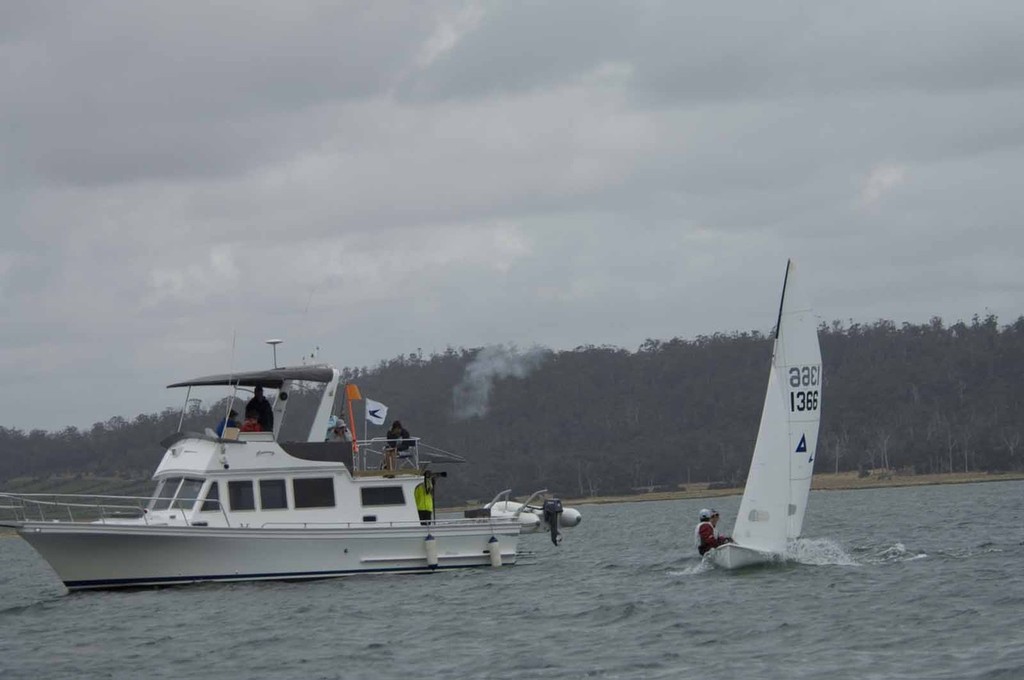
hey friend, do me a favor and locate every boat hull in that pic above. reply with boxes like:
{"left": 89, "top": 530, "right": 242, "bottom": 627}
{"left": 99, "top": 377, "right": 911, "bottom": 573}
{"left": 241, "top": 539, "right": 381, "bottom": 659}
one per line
{"left": 705, "top": 542, "right": 778, "bottom": 570}
{"left": 13, "top": 521, "right": 520, "bottom": 590}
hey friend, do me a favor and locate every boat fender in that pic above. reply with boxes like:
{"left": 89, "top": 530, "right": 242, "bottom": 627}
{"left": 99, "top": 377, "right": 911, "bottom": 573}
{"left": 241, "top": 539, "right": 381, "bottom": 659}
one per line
{"left": 487, "top": 536, "right": 502, "bottom": 567}
{"left": 542, "top": 498, "right": 563, "bottom": 546}
{"left": 424, "top": 534, "right": 438, "bottom": 568}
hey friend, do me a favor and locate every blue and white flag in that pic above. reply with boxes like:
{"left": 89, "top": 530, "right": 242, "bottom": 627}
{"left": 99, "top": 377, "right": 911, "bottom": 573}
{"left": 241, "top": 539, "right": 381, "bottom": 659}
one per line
{"left": 365, "top": 398, "right": 388, "bottom": 426}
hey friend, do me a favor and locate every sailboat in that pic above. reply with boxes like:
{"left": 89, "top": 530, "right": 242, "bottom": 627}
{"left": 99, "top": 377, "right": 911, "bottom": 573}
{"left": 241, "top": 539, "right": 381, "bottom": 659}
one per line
{"left": 706, "top": 259, "right": 822, "bottom": 569}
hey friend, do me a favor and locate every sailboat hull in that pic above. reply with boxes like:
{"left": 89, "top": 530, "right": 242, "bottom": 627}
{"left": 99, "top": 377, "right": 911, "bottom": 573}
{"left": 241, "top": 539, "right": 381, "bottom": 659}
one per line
{"left": 706, "top": 542, "right": 777, "bottom": 570}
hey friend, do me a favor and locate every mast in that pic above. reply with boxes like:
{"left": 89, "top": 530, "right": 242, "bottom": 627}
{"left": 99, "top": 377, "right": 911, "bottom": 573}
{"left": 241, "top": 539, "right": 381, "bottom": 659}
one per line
{"left": 773, "top": 259, "right": 792, "bottom": 341}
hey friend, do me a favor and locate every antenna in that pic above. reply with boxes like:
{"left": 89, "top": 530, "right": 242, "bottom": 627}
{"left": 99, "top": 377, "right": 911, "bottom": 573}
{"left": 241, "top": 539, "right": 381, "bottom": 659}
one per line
{"left": 266, "top": 338, "right": 284, "bottom": 368}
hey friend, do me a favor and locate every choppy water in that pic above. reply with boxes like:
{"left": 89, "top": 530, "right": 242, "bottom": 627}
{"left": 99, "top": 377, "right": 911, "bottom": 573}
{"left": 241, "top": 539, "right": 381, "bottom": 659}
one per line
{"left": 2, "top": 480, "right": 1022, "bottom": 680}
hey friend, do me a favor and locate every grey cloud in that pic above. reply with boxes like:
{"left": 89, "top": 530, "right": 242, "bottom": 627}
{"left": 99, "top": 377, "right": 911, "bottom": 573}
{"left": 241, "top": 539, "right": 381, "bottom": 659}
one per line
{"left": 409, "top": 1, "right": 1024, "bottom": 104}
{"left": 399, "top": 0, "right": 636, "bottom": 101}
{"left": 2, "top": 1, "right": 1024, "bottom": 432}
{"left": 3, "top": 2, "right": 440, "bottom": 187}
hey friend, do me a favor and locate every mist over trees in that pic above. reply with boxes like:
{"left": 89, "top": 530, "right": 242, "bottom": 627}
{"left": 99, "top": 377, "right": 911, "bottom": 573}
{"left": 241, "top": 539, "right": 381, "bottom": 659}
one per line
{"left": 2, "top": 314, "right": 1022, "bottom": 502}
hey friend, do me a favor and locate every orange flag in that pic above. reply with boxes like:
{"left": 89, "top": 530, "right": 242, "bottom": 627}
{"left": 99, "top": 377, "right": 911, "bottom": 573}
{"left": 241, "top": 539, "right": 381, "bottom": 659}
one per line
{"left": 345, "top": 383, "right": 361, "bottom": 453}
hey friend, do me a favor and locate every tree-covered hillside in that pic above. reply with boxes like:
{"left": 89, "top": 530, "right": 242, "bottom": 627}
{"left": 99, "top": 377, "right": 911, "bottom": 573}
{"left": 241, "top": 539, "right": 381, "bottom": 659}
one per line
{"left": 2, "top": 314, "right": 1021, "bottom": 503}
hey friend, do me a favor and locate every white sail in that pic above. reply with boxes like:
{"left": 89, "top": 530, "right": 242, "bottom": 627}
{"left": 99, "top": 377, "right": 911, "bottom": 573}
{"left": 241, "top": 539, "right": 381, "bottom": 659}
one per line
{"left": 730, "top": 259, "right": 822, "bottom": 554}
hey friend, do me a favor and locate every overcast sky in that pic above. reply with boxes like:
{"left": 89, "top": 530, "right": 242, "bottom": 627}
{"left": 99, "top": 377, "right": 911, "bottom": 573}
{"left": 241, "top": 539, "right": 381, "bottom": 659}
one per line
{"left": 3, "top": 1, "right": 1023, "bottom": 432}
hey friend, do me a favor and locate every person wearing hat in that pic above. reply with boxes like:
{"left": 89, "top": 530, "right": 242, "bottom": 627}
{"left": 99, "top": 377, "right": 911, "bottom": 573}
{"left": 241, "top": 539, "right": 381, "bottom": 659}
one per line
{"left": 695, "top": 508, "right": 733, "bottom": 556}
{"left": 214, "top": 408, "right": 239, "bottom": 437}
{"left": 325, "top": 414, "right": 353, "bottom": 443}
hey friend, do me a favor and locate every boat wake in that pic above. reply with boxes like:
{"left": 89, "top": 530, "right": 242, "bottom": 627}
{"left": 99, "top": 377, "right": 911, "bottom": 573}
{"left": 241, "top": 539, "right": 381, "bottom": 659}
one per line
{"left": 863, "top": 542, "right": 928, "bottom": 564}
{"left": 785, "top": 537, "right": 858, "bottom": 566}
{"left": 790, "top": 540, "right": 931, "bottom": 566}
{"left": 667, "top": 559, "right": 715, "bottom": 577}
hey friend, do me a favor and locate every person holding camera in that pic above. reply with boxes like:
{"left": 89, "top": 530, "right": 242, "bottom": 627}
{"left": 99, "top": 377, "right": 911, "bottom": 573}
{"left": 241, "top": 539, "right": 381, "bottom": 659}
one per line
{"left": 325, "top": 414, "right": 353, "bottom": 442}
{"left": 415, "top": 470, "right": 436, "bottom": 524}
{"left": 414, "top": 470, "right": 446, "bottom": 524}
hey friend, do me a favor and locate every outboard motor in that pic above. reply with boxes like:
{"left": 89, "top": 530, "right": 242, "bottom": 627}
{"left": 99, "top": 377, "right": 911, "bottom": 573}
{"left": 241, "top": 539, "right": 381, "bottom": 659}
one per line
{"left": 542, "top": 498, "right": 564, "bottom": 546}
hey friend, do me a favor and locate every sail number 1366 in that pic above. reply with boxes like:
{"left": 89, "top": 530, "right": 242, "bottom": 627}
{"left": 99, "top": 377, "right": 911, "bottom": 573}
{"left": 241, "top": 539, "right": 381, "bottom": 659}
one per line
{"left": 789, "top": 365, "right": 820, "bottom": 412}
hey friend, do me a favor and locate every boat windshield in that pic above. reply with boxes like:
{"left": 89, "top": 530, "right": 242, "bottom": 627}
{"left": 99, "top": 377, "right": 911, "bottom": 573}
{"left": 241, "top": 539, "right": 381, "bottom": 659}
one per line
{"left": 172, "top": 478, "right": 204, "bottom": 510}
{"left": 148, "top": 477, "right": 182, "bottom": 511}
{"left": 148, "top": 477, "right": 208, "bottom": 511}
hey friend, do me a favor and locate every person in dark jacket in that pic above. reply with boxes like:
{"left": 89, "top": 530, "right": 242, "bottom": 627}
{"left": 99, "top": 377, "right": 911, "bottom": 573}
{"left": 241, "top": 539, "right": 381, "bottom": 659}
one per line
{"left": 246, "top": 386, "right": 274, "bottom": 433}
{"left": 695, "top": 508, "right": 733, "bottom": 556}
{"left": 384, "top": 420, "right": 411, "bottom": 471}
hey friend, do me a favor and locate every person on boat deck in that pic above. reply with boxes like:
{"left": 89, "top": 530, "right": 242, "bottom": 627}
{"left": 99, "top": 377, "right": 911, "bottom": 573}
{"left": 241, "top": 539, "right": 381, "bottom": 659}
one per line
{"left": 246, "top": 386, "right": 274, "bottom": 432}
{"left": 215, "top": 409, "right": 239, "bottom": 437}
{"left": 414, "top": 470, "right": 436, "bottom": 525}
{"left": 383, "top": 420, "right": 411, "bottom": 471}
{"left": 240, "top": 409, "right": 262, "bottom": 432}
{"left": 325, "top": 415, "right": 353, "bottom": 442}
{"left": 695, "top": 508, "right": 733, "bottom": 556}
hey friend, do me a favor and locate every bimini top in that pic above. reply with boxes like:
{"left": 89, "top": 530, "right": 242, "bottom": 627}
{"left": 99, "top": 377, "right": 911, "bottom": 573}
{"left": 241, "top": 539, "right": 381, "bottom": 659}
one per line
{"left": 168, "top": 365, "right": 336, "bottom": 389}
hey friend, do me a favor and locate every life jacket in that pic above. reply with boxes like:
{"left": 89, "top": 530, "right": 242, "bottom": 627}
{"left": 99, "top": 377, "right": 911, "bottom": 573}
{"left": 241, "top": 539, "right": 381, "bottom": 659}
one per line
{"left": 694, "top": 520, "right": 716, "bottom": 550}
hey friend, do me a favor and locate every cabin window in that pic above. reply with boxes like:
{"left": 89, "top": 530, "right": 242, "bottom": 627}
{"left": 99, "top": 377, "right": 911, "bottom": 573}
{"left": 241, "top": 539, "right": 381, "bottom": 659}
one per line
{"left": 293, "top": 478, "right": 335, "bottom": 508}
{"left": 150, "top": 477, "right": 182, "bottom": 511}
{"left": 173, "top": 478, "right": 204, "bottom": 510}
{"left": 201, "top": 481, "right": 221, "bottom": 512}
{"left": 361, "top": 486, "right": 405, "bottom": 506}
{"left": 228, "top": 480, "right": 256, "bottom": 511}
{"left": 259, "top": 479, "right": 288, "bottom": 510}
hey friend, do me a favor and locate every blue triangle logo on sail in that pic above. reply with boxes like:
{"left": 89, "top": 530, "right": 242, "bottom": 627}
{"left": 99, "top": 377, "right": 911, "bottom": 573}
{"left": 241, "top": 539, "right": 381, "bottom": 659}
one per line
{"left": 796, "top": 433, "right": 813, "bottom": 462}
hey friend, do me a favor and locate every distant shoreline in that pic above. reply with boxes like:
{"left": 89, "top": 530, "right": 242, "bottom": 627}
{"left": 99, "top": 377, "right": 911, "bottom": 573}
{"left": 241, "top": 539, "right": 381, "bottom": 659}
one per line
{"left": 553, "top": 470, "right": 1024, "bottom": 507}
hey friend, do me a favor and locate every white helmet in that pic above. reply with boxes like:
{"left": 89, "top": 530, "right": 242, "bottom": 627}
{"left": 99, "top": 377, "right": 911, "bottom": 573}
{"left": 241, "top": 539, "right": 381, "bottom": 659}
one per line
{"left": 699, "top": 508, "right": 712, "bottom": 521}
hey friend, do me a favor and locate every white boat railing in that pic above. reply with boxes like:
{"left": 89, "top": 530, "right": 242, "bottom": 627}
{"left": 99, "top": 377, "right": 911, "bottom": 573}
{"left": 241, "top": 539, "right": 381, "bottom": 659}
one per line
{"left": 0, "top": 492, "right": 519, "bottom": 532}
{"left": 351, "top": 438, "right": 465, "bottom": 473}
{"left": 354, "top": 437, "right": 420, "bottom": 472}
{"left": 484, "top": 488, "right": 549, "bottom": 514}
{"left": 0, "top": 492, "right": 228, "bottom": 527}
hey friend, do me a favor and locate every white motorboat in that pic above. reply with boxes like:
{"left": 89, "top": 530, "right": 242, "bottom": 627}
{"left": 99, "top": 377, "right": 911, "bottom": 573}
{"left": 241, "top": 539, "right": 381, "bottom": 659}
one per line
{"left": 0, "top": 365, "right": 521, "bottom": 590}
{"left": 467, "top": 489, "right": 582, "bottom": 545}
{"left": 706, "top": 259, "right": 823, "bottom": 569}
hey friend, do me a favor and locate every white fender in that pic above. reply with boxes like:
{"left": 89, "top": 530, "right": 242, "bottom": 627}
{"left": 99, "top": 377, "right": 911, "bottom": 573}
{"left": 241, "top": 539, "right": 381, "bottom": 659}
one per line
{"left": 487, "top": 536, "right": 502, "bottom": 567}
{"left": 424, "top": 534, "right": 438, "bottom": 568}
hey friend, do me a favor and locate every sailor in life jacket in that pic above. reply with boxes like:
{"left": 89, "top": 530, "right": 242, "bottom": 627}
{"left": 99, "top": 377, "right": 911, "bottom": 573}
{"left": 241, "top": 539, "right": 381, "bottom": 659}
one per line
{"left": 695, "top": 508, "right": 733, "bottom": 555}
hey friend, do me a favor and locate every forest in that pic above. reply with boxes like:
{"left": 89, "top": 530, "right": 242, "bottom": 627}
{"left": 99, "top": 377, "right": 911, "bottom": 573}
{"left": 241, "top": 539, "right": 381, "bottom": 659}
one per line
{"left": 1, "top": 314, "right": 1022, "bottom": 504}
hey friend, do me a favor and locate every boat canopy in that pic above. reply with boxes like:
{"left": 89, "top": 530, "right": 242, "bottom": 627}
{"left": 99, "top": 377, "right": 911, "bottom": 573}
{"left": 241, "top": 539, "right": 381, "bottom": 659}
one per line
{"left": 167, "top": 365, "right": 337, "bottom": 389}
